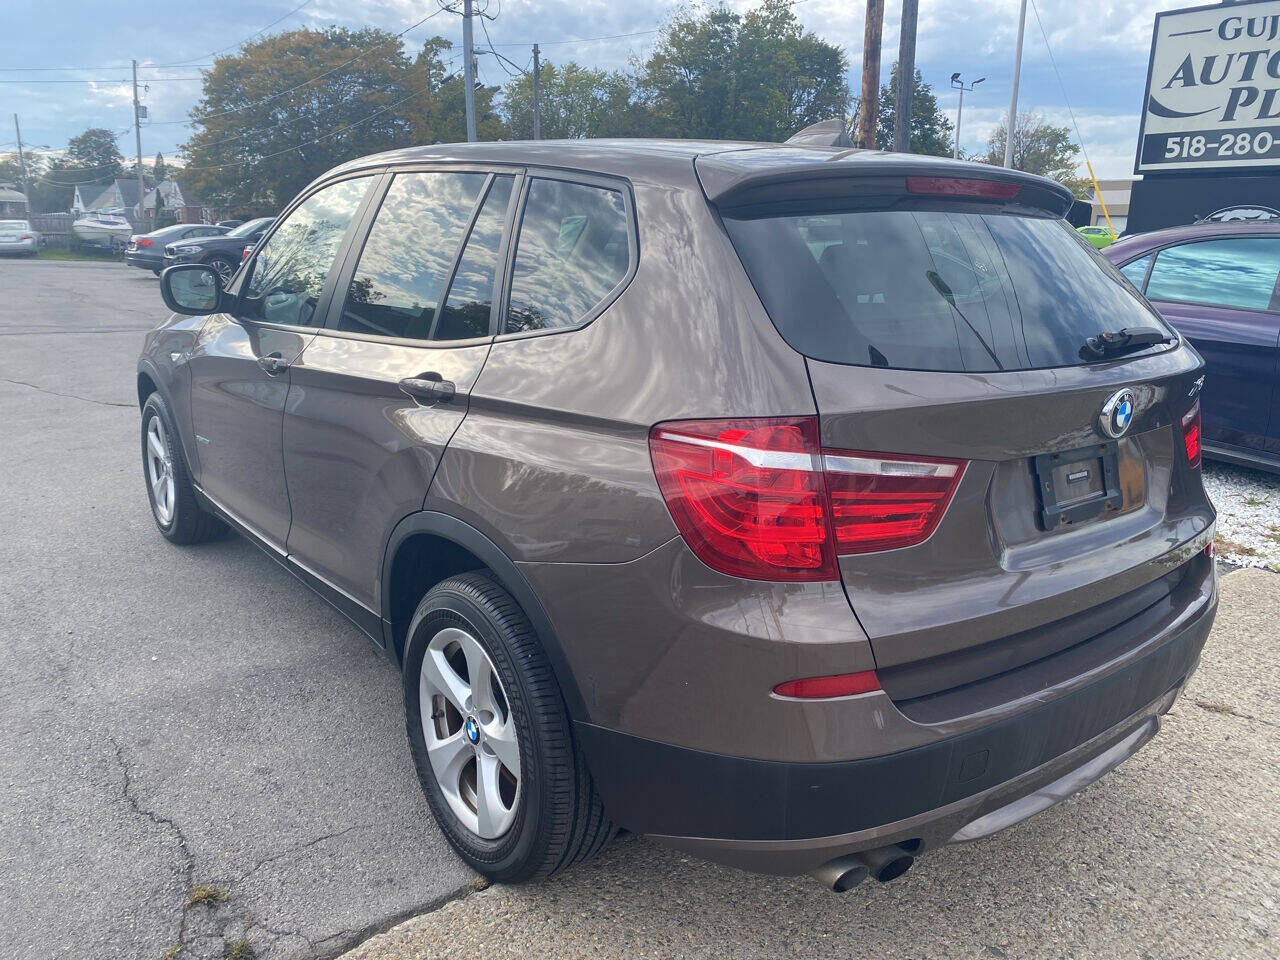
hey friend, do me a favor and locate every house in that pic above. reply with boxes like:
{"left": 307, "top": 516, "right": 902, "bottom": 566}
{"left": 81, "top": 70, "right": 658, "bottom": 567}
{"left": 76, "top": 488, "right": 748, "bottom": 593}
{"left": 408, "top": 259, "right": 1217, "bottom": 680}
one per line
{"left": 0, "top": 182, "right": 28, "bottom": 216}
{"left": 72, "top": 177, "right": 206, "bottom": 224}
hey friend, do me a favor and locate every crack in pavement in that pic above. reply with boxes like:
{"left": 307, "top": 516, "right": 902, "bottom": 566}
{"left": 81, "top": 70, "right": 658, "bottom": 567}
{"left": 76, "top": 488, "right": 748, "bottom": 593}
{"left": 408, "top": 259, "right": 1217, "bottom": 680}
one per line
{"left": 234, "top": 824, "right": 373, "bottom": 889}
{"left": 3, "top": 377, "right": 135, "bottom": 408}
{"left": 109, "top": 738, "right": 197, "bottom": 955}
{"left": 313, "top": 882, "right": 484, "bottom": 960}
{"left": 1193, "top": 698, "right": 1277, "bottom": 727}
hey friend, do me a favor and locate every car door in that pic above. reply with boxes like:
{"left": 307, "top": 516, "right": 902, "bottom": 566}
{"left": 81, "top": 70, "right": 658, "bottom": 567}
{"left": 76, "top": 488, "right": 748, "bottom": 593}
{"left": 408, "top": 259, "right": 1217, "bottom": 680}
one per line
{"left": 281, "top": 168, "right": 519, "bottom": 616}
{"left": 185, "top": 175, "right": 376, "bottom": 548}
{"left": 1140, "top": 236, "right": 1280, "bottom": 453}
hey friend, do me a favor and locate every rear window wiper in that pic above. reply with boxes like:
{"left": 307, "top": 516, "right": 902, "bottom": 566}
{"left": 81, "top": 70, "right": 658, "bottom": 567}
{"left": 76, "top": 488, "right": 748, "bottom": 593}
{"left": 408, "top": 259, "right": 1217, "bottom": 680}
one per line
{"left": 1079, "top": 326, "right": 1175, "bottom": 362}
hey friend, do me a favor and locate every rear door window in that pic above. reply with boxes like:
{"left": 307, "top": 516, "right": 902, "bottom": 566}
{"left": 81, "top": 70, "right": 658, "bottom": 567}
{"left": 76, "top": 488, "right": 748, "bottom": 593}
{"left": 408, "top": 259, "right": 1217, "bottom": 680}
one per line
{"left": 723, "top": 208, "right": 1170, "bottom": 372}
{"left": 336, "top": 171, "right": 489, "bottom": 340}
{"left": 505, "top": 178, "right": 631, "bottom": 333}
{"left": 1144, "top": 237, "right": 1280, "bottom": 311}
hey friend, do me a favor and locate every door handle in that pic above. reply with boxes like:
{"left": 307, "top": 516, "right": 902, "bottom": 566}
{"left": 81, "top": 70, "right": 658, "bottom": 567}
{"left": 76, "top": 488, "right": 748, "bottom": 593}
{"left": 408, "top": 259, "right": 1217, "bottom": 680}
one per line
{"left": 258, "top": 353, "right": 290, "bottom": 375}
{"left": 398, "top": 374, "right": 456, "bottom": 404}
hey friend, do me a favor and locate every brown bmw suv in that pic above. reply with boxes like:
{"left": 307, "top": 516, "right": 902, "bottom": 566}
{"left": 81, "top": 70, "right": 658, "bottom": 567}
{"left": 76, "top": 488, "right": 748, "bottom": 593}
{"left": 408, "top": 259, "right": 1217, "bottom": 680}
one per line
{"left": 140, "top": 136, "right": 1216, "bottom": 891}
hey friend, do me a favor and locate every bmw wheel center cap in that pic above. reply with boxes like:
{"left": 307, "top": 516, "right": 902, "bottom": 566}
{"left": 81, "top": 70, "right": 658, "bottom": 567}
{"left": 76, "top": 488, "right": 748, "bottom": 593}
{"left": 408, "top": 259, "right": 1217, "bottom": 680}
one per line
{"left": 465, "top": 716, "right": 480, "bottom": 744}
{"left": 1100, "top": 388, "right": 1136, "bottom": 439}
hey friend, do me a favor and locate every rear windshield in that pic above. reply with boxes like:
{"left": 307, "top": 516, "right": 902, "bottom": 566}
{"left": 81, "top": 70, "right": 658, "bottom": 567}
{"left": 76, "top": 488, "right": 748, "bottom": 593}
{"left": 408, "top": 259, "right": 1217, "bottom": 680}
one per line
{"left": 723, "top": 208, "right": 1170, "bottom": 372}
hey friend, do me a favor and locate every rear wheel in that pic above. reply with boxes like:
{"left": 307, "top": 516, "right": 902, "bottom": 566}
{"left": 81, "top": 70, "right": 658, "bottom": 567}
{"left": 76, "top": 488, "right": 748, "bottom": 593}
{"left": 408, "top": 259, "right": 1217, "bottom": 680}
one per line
{"left": 206, "top": 255, "right": 236, "bottom": 283}
{"left": 140, "top": 392, "right": 223, "bottom": 544}
{"left": 404, "top": 572, "right": 614, "bottom": 881}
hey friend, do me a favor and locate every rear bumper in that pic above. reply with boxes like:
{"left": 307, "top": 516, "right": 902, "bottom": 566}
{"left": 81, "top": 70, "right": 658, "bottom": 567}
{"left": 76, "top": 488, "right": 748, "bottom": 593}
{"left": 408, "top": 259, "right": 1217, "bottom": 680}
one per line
{"left": 577, "top": 569, "right": 1215, "bottom": 875}
{"left": 126, "top": 253, "right": 163, "bottom": 269}
{"left": 0, "top": 239, "right": 37, "bottom": 254}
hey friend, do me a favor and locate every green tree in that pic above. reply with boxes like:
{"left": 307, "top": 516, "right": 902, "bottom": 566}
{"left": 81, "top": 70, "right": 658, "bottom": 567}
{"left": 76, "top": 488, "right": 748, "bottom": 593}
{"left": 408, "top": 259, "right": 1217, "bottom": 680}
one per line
{"left": 638, "top": 0, "right": 850, "bottom": 141}
{"left": 154, "top": 152, "right": 168, "bottom": 183}
{"left": 408, "top": 37, "right": 505, "bottom": 145}
{"left": 873, "top": 62, "right": 955, "bottom": 156}
{"left": 62, "top": 128, "right": 124, "bottom": 182}
{"left": 501, "top": 62, "right": 648, "bottom": 140}
{"left": 984, "top": 113, "right": 1089, "bottom": 197}
{"left": 180, "top": 27, "right": 424, "bottom": 212}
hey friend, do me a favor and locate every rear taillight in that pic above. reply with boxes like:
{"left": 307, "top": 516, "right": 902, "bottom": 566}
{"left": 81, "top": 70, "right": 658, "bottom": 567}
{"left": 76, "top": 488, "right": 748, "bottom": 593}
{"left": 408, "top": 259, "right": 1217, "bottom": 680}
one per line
{"left": 1182, "top": 399, "right": 1202, "bottom": 468}
{"left": 19, "top": 234, "right": 33, "bottom": 241}
{"left": 242, "top": 247, "right": 252, "bottom": 260}
{"left": 649, "top": 417, "right": 966, "bottom": 582}
{"left": 137, "top": 238, "right": 153, "bottom": 247}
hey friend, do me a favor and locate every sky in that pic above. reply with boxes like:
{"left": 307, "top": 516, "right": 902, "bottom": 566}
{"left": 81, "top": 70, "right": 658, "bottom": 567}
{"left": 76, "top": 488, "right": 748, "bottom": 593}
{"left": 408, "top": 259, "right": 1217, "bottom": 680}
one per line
{"left": 0, "top": 0, "right": 1194, "bottom": 179}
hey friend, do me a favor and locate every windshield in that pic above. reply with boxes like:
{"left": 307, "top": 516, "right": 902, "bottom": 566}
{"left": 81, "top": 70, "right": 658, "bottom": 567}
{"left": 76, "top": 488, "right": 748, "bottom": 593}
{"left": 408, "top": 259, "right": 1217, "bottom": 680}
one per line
{"left": 723, "top": 207, "right": 1172, "bottom": 373}
{"left": 228, "top": 217, "right": 272, "bottom": 238}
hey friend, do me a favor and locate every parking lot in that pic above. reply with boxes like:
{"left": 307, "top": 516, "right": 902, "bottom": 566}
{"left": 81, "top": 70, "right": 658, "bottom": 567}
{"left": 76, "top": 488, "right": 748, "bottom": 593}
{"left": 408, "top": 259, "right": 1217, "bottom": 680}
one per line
{"left": 1, "top": 257, "right": 1277, "bottom": 960}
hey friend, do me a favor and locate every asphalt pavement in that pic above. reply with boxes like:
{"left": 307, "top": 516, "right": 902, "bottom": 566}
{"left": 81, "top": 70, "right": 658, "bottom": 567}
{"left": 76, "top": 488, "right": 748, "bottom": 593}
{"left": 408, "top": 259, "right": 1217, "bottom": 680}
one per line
{"left": 0, "top": 260, "right": 473, "bottom": 960}
{"left": 2, "top": 259, "right": 1277, "bottom": 960}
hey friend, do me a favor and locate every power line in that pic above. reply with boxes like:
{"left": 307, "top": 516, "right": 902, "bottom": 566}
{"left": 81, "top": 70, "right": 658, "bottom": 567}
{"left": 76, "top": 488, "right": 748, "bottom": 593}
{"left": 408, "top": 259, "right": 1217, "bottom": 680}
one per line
{"left": 0, "top": 76, "right": 206, "bottom": 84}
{"left": 0, "top": 64, "right": 214, "bottom": 72}
{"left": 147, "top": 7, "right": 448, "bottom": 127}
{"left": 1026, "top": 0, "right": 1093, "bottom": 171}
{"left": 156, "top": 0, "right": 314, "bottom": 67}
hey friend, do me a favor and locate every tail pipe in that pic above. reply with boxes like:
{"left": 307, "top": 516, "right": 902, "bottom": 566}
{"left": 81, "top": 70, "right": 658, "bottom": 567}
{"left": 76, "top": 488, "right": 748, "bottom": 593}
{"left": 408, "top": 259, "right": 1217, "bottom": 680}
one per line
{"left": 811, "top": 842, "right": 918, "bottom": 891}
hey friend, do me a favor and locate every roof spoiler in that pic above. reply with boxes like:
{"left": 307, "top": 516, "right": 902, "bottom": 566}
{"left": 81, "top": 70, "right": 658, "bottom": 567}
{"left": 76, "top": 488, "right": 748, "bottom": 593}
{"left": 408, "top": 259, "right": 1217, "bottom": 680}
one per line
{"left": 785, "top": 119, "right": 854, "bottom": 149}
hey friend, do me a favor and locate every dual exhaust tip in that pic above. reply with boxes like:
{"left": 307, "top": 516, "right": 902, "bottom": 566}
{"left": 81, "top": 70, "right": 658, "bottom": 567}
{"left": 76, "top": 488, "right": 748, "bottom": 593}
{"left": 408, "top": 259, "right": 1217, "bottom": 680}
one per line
{"left": 811, "top": 840, "right": 919, "bottom": 892}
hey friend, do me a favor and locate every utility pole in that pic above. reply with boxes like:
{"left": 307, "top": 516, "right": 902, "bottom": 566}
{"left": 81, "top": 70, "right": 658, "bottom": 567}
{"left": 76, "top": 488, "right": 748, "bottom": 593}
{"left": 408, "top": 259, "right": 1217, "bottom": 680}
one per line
{"left": 1003, "top": 0, "right": 1028, "bottom": 168}
{"left": 132, "top": 59, "right": 147, "bottom": 226}
{"left": 857, "top": 0, "right": 885, "bottom": 150}
{"left": 12, "top": 114, "right": 27, "bottom": 200}
{"left": 949, "top": 74, "right": 984, "bottom": 159}
{"left": 462, "top": 0, "right": 477, "bottom": 142}
{"left": 531, "top": 43, "right": 541, "bottom": 141}
{"left": 892, "top": 0, "right": 918, "bottom": 153}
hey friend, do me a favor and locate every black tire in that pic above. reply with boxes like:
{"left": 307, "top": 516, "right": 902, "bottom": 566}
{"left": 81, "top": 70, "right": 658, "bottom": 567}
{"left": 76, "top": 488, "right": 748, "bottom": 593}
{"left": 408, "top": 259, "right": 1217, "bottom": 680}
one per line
{"left": 140, "top": 392, "right": 224, "bottom": 545}
{"left": 403, "top": 572, "right": 614, "bottom": 882}
{"left": 152, "top": 268, "right": 161, "bottom": 276}
{"left": 205, "top": 255, "right": 236, "bottom": 283}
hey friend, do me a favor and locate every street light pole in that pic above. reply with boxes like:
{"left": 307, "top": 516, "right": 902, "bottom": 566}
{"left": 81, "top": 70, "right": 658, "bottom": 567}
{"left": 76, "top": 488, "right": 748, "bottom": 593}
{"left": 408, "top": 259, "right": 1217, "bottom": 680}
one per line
{"left": 531, "top": 43, "right": 541, "bottom": 141}
{"left": 462, "top": 0, "right": 477, "bottom": 142}
{"left": 132, "top": 59, "right": 147, "bottom": 226}
{"left": 1003, "top": 0, "right": 1028, "bottom": 168}
{"left": 949, "top": 74, "right": 984, "bottom": 159}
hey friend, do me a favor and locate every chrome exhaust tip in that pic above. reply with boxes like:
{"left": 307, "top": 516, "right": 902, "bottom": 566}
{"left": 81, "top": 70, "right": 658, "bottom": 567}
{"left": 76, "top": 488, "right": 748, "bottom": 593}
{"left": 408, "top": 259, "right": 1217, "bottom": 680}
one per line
{"left": 856, "top": 844, "right": 916, "bottom": 883}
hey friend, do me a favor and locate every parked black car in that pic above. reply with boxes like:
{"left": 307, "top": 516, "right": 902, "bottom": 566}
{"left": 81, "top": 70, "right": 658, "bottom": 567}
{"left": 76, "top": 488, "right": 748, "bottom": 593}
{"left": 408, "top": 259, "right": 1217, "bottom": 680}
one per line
{"left": 125, "top": 223, "right": 228, "bottom": 275}
{"left": 163, "top": 217, "right": 275, "bottom": 282}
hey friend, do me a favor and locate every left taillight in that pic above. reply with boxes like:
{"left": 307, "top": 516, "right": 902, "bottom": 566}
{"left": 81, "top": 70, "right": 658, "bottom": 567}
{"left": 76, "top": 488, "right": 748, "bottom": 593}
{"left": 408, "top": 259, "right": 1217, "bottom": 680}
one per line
{"left": 648, "top": 417, "right": 966, "bottom": 582}
{"left": 1182, "top": 399, "right": 1202, "bottom": 468}
{"left": 137, "top": 238, "right": 153, "bottom": 247}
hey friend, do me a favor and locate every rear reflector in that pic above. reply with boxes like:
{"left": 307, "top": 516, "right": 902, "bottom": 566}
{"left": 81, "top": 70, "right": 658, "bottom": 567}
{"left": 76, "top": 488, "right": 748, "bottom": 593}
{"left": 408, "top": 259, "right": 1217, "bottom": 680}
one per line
{"left": 649, "top": 417, "right": 967, "bottom": 581}
{"left": 1182, "top": 399, "right": 1202, "bottom": 468}
{"left": 773, "top": 670, "right": 882, "bottom": 699}
{"left": 906, "top": 176, "right": 1020, "bottom": 200}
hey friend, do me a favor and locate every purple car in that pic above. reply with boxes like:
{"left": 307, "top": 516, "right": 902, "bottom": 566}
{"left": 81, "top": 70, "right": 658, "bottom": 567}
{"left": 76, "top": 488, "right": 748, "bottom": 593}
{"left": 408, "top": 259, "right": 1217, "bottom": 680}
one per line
{"left": 1105, "top": 221, "right": 1280, "bottom": 473}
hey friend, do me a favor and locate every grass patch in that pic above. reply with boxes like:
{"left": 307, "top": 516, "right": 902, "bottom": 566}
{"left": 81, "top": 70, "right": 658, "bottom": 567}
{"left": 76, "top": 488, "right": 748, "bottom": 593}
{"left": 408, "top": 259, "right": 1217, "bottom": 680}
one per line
{"left": 35, "top": 247, "right": 119, "bottom": 262}
{"left": 1244, "top": 494, "right": 1271, "bottom": 507}
{"left": 164, "top": 945, "right": 182, "bottom": 960}
{"left": 224, "top": 939, "right": 255, "bottom": 960}
{"left": 185, "top": 883, "right": 229, "bottom": 908}
{"left": 1215, "top": 536, "right": 1260, "bottom": 557}
{"left": 1195, "top": 699, "right": 1236, "bottom": 715}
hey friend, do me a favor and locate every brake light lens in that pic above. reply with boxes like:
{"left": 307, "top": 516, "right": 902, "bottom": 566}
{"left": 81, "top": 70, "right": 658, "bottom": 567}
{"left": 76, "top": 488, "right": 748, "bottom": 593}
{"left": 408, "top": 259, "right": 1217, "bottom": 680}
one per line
{"left": 906, "top": 177, "right": 1020, "bottom": 200}
{"left": 649, "top": 417, "right": 967, "bottom": 581}
{"left": 1182, "top": 399, "right": 1202, "bottom": 468}
{"left": 242, "top": 247, "right": 252, "bottom": 260}
{"left": 137, "top": 238, "right": 153, "bottom": 247}
{"left": 773, "top": 670, "right": 882, "bottom": 699}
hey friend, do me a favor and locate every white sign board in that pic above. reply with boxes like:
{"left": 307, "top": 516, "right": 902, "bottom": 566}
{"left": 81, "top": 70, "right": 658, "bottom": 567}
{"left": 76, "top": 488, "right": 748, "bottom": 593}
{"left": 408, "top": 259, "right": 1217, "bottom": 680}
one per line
{"left": 1137, "top": 0, "right": 1280, "bottom": 173}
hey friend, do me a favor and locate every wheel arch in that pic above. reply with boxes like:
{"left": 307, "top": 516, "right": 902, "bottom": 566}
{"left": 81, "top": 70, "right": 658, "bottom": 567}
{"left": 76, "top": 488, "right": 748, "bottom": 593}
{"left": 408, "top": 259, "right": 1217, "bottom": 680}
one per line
{"left": 381, "top": 511, "right": 589, "bottom": 722}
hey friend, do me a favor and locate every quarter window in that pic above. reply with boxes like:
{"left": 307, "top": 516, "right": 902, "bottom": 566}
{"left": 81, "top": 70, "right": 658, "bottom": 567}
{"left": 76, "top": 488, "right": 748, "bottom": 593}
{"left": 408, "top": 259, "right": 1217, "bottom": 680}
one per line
{"left": 1145, "top": 237, "right": 1280, "bottom": 311}
{"left": 1119, "top": 254, "right": 1152, "bottom": 290}
{"left": 505, "top": 179, "right": 631, "bottom": 333}
{"left": 337, "top": 171, "right": 489, "bottom": 341}
{"left": 243, "top": 177, "right": 371, "bottom": 327}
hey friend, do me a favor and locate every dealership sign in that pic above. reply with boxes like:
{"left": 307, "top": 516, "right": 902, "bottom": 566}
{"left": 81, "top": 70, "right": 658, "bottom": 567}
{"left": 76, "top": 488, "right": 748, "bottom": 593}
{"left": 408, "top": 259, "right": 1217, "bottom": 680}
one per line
{"left": 1137, "top": 0, "right": 1280, "bottom": 172}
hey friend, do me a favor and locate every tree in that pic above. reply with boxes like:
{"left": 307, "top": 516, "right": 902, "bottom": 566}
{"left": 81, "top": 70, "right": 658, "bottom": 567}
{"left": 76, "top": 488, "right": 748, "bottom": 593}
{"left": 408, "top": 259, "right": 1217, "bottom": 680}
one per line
{"left": 55, "top": 127, "right": 124, "bottom": 187}
{"left": 181, "top": 27, "right": 424, "bottom": 212}
{"left": 984, "top": 113, "right": 1090, "bottom": 197}
{"left": 154, "top": 152, "right": 168, "bottom": 183}
{"left": 407, "top": 37, "right": 506, "bottom": 145}
{"left": 501, "top": 62, "right": 648, "bottom": 140}
{"left": 638, "top": 0, "right": 850, "bottom": 142}
{"left": 873, "top": 62, "right": 954, "bottom": 156}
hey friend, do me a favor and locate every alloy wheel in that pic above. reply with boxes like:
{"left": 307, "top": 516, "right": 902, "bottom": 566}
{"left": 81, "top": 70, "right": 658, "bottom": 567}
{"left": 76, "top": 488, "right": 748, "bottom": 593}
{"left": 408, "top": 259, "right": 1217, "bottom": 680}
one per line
{"left": 210, "top": 258, "right": 235, "bottom": 281}
{"left": 419, "top": 626, "right": 521, "bottom": 839}
{"left": 145, "top": 416, "right": 176, "bottom": 526}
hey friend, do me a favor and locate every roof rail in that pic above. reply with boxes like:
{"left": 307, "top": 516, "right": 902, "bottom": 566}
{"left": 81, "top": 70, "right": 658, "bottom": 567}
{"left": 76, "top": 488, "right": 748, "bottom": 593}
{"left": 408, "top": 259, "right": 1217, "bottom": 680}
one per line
{"left": 785, "top": 118, "right": 854, "bottom": 149}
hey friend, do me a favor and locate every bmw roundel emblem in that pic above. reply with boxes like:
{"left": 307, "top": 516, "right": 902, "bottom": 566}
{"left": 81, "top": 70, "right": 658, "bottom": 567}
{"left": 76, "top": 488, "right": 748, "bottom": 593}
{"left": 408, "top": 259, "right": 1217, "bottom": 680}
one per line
{"left": 465, "top": 716, "right": 480, "bottom": 744}
{"left": 1100, "top": 388, "right": 1136, "bottom": 439}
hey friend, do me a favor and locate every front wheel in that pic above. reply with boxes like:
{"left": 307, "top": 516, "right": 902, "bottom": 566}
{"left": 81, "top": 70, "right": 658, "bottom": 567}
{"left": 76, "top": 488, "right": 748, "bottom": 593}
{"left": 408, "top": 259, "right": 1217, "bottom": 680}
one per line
{"left": 205, "top": 255, "right": 236, "bottom": 283}
{"left": 403, "top": 573, "right": 614, "bottom": 882}
{"left": 141, "top": 392, "right": 224, "bottom": 544}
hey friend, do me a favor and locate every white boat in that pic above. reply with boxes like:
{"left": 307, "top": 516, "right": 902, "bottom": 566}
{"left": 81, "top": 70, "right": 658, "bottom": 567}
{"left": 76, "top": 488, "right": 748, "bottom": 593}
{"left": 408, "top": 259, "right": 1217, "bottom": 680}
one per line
{"left": 72, "top": 211, "right": 134, "bottom": 245}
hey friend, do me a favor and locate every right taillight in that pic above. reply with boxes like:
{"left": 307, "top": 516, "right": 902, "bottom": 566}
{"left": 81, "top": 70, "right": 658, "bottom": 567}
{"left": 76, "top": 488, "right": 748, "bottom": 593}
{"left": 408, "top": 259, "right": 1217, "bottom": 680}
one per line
{"left": 1182, "top": 399, "right": 1202, "bottom": 468}
{"left": 649, "top": 417, "right": 966, "bottom": 582}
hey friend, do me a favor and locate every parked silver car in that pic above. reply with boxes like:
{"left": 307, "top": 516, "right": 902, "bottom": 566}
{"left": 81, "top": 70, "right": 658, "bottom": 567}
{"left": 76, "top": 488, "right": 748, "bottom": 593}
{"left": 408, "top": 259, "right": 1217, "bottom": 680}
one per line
{"left": 0, "top": 219, "right": 39, "bottom": 256}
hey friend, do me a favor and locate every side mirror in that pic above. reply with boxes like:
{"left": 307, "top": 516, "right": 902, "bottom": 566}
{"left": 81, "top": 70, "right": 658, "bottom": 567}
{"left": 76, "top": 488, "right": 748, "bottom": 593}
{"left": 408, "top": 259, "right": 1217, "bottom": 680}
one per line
{"left": 160, "top": 264, "right": 223, "bottom": 315}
